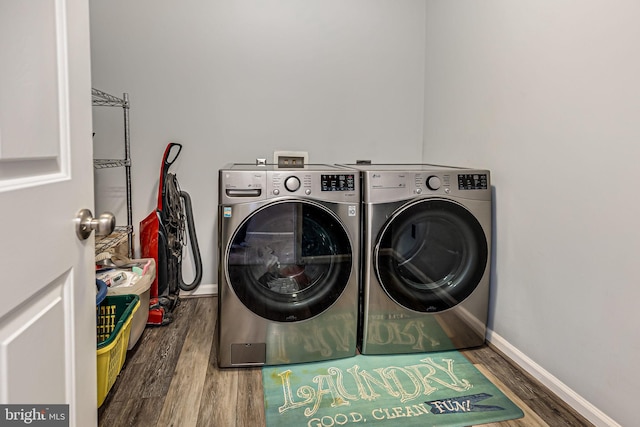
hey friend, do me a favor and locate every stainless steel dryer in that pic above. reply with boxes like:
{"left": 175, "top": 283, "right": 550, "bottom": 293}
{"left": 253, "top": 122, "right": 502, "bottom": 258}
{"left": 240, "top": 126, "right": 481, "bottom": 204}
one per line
{"left": 218, "top": 164, "right": 360, "bottom": 367}
{"left": 339, "top": 164, "right": 491, "bottom": 355}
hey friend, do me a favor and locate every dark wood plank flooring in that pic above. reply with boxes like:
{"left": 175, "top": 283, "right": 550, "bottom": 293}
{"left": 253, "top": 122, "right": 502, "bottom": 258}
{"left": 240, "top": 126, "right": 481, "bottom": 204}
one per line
{"left": 98, "top": 297, "right": 593, "bottom": 427}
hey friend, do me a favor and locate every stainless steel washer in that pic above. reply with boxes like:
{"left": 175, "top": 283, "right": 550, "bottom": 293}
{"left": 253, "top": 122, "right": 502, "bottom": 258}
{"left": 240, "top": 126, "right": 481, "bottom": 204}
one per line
{"left": 218, "top": 164, "right": 360, "bottom": 367}
{"left": 339, "top": 163, "right": 492, "bottom": 354}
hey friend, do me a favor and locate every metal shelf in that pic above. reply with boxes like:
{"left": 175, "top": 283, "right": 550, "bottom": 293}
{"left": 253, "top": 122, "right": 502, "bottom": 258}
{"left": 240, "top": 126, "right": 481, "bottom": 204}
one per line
{"left": 95, "top": 227, "right": 132, "bottom": 255}
{"left": 91, "top": 88, "right": 129, "bottom": 107}
{"left": 92, "top": 88, "right": 133, "bottom": 258}
{"left": 94, "top": 159, "right": 131, "bottom": 169}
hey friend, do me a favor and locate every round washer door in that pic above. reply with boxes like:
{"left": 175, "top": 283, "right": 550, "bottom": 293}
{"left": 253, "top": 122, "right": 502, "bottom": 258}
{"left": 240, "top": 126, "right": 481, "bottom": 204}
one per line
{"left": 375, "top": 198, "right": 488, "bottom": 313}
{"left": 226, "top": 200, "right": 353, "bottom": 322}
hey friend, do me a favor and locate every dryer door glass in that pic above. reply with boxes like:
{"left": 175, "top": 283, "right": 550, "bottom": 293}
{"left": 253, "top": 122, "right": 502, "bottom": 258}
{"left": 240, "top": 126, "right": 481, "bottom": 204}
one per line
{"left": 226, "top": 200, "right": 352, "bottom": 322}
{"left": 375, "top": 199, "right": 488, "bottom": 312}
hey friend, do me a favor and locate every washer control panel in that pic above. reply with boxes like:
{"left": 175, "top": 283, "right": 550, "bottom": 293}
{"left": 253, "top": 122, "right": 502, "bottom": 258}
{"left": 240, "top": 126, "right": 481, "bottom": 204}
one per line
{"left": 269, "top": 171, "right": 358, "bottom": 202}
{"left": 321, "top": 174, "right": 355, "bottom": 192}
{"left": 220, "top": 165, "right": 360, "bottom": 204}
{"left": 220, "top": 170, "right": 267, "bottom": 203}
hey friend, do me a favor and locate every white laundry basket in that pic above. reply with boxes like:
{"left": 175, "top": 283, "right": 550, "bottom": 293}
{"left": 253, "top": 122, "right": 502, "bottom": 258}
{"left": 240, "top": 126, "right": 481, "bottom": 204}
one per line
{"left": 106, "top": 258, "right": 155, "bottom": 350}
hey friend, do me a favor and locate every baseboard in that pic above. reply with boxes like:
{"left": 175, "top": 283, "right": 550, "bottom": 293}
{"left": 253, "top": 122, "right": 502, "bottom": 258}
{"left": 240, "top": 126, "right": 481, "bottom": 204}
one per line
{"left": 486, "top": 329, "right": 620, "bottom": 427}
{"left": 180, "top": 283, "right": 217, "bottom": 297}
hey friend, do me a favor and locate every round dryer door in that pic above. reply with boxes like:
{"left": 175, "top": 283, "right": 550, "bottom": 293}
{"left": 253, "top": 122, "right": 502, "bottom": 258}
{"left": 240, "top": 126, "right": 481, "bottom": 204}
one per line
{"left": 375, "top": 198, "right": 488, "bottom": 313}
{"left": 226, "top": 200, "right": 353, "bottom": 322}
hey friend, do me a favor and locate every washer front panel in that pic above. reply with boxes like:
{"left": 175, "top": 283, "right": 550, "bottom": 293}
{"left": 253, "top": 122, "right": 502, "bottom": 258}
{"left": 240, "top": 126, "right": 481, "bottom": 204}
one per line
{"left": 218, "top": 164, "right": 360, "bottom": 366}
{"left": 226, "top": 200, "right": 353, "bottom": 322}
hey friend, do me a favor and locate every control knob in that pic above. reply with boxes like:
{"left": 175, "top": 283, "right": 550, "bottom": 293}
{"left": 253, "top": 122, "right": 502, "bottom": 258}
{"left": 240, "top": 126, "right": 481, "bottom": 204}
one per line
{"left": 426, "top": 175, "right": 441, "bottom": 191}
{"left": 284, "top": 176, "right": 301, "bottom": 192}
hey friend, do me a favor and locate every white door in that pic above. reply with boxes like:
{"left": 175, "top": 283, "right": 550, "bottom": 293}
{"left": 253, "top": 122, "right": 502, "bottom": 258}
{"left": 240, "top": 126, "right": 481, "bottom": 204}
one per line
{"left": 0, "top": 1, "right": 97, "bottom": 426}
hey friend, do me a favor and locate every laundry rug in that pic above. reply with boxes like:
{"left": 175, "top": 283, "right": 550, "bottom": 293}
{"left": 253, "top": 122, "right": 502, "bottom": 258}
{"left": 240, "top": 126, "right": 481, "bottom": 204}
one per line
{"left": 262, "top": 351, "right": 524, "bottom": 427}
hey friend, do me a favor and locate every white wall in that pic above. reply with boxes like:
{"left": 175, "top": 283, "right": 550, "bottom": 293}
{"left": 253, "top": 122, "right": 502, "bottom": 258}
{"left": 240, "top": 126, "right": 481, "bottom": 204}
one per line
{"left": 424, "top": 1, "right": 640, "bottom": 426}
{"left": 89, "top": 0, "right": 426, "bottom": 285}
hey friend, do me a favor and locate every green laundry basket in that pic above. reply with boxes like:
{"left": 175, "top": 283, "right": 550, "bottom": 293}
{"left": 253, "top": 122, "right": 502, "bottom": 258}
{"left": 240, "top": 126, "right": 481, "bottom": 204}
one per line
{"left": 96, "top": 294, "right": 140, "bottom": 407}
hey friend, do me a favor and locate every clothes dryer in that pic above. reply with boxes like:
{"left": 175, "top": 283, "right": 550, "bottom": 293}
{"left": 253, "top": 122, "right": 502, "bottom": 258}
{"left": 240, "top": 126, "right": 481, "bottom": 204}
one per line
{"left": 218, "top": 164, "right": 360, "bottom": 367}
{"left": 339, "top": 164, "right": 491, "bottom": 355}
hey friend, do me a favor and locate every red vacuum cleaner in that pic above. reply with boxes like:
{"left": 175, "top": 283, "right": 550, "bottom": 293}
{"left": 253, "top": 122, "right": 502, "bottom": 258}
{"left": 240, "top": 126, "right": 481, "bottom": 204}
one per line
{"left": 140, "top": 143, "right": 202, "bottom": 325}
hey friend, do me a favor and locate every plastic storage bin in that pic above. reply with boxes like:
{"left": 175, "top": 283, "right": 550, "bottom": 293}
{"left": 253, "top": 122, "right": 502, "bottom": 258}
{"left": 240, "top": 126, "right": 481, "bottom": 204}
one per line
{"left": 106, "top": 258, "right": 155, "bottom": 350}
{"left": 96, "top": 294, "right": 140, "bottom": 407}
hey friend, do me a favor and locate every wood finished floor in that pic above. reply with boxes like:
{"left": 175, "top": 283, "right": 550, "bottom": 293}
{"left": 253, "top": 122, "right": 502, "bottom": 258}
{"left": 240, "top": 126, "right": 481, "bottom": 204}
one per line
{"left": 98, "top": 297, "right": 594, "bottom": 427}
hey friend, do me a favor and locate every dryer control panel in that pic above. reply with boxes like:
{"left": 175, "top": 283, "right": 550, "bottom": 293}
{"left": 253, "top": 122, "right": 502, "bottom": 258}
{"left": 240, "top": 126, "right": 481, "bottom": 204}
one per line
{"left": 458, "top": 173, "right": 489, "bottom": 190}
{"left": 363, "top": 169, "right": 491, "bottom": 203}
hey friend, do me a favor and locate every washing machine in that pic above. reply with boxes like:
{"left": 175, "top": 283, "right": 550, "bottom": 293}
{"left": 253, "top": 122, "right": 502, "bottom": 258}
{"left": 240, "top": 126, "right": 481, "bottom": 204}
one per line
{"left": 339, "top": 163, "right": 491, "bottom": 355}
{"left": 218, "top": 164, "right": 360, "bottom": 367}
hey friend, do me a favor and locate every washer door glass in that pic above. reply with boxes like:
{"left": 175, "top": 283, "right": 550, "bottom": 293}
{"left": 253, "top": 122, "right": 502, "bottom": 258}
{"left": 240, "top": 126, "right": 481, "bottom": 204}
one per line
{"left": 375, "top": 199, "right": 488, "bottom": 313}
{"left": 226, "top": 200, "right": 352, "bottom": 322}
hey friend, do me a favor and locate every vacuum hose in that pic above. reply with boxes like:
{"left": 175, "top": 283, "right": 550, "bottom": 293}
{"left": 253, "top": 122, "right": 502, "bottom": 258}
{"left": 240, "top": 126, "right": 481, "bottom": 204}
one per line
{"left": 178, "top": 190, "right": 202, "bottom": 291}
{"left": 164, "top": 172, "right": 203, "bottom": 292}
